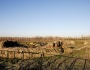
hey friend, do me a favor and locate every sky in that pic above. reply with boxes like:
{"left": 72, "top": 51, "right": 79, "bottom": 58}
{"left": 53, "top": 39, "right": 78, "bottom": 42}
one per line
{"left": 0, "top": 0, "right": 90, "bottom": 37}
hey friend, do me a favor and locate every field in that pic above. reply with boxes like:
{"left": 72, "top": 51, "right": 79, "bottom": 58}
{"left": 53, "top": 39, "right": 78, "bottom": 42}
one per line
{"left": 0, "top": 37, "right": 90, "bottom": 70}
{"left": 0, "top": 55, "right": 90, "bottom": 70}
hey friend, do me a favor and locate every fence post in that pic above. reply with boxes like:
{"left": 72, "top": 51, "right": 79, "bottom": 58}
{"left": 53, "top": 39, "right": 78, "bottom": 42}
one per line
{"left": 83, "top": 59, "right": 86, "bottom": 70}
{"left": 29, "top": 52, "right": 30, "bottom": 59}
{"left": 3, "top": 50, "right": 4, "bottom": 58}
{"left": 41, "top": 52, "right": 44, "bottom": 57}
{"left": 22, "top": 51, "right": 24, "bottom": 59}
{"left": 30, "top": 53, "right": 33, "bottom": 58}
{"left": 1, "top": 50, "right": 3, "bottom": 58}
{"left": 14, "top": 51, "right": 15, "bottom": 59}
{"left": 7, "top": 51, "right": 9, "bottom": 59}
{"left": 0, "top": 50, "right": 1, "bottom": 57}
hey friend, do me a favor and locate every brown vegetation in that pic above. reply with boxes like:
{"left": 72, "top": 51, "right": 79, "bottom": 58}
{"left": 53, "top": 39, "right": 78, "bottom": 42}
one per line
{"left": 0, "top": 37, "right": 90, "bottom": 70}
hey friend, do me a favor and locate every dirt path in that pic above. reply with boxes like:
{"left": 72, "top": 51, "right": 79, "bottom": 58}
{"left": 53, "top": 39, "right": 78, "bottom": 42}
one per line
{"left": 74, "top": 45, "right": 90, "bottom": 51}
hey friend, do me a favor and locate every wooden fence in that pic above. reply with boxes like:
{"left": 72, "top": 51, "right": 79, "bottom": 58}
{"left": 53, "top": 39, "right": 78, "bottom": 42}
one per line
{"left": 0, "top": 50, "right": 44, "bottom": 59}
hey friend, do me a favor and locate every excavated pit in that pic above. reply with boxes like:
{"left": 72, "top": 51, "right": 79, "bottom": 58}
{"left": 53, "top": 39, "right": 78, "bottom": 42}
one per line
{"left": 3, "top": 41, "right": 27, "bottom": 48}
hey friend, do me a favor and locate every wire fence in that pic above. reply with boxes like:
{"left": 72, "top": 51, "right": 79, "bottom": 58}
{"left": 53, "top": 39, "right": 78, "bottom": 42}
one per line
{"left": 0, "top": 50, "right": 44, "bottom": 59}
{"left": 0, "top": 50, "right": 90, "bottom": 70}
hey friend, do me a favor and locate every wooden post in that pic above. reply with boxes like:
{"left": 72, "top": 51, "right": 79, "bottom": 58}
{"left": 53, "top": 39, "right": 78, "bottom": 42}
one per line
{"left": 83, "top": 59, "right": 86, "bottom": 70}
{"left": 3, "top": 50, "right": 5, "bottom": 58}
{"left": 22, "top": 51, "right": 24, "bottom": 59}
{"left": 20, "top": 52, "right": 21, "bottom": 59}
{"left": 31, "top": 53, "right": 33, "bottom": 58}
{"left": 1, "top": 50, "right": 3, "bottom": 57}
{"left": 29, "top": 52, "right": 30, "bottom": 59}
{"left": 14, "top": 51, "right": 15, "bottom": 59}
{"left": 0, "top": 50, "right": 1, "bottom": 57}
{"left": 41, "top": 52, "right": 44, "bottom": 57}
{"left": 7, "top": 51, "right": 9, "bottom": 59}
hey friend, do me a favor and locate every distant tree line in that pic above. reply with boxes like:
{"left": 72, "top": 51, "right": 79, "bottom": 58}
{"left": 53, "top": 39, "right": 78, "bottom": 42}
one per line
{"left": 0, "top": 37, "right": 90, "bottom": 42}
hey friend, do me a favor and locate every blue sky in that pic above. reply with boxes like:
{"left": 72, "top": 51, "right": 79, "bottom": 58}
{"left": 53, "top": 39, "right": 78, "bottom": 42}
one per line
{"left": 0, "top": 0, "right": 90, "bottom": 37}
